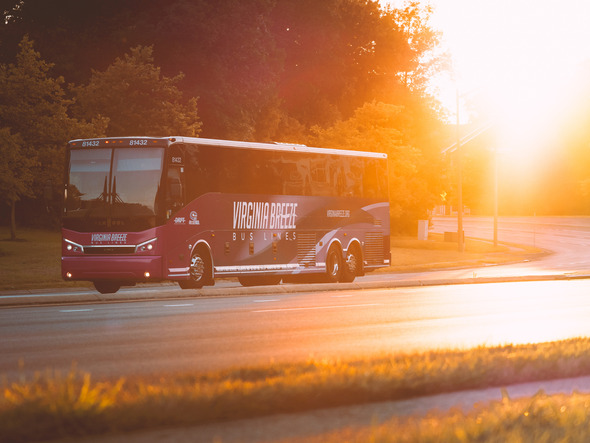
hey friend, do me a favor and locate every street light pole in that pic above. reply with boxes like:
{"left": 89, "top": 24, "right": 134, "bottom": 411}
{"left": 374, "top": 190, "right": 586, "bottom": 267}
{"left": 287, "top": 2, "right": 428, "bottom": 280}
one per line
{"left": 493, "top": 146, "right": 498, "bottom": 247}
{"left": 456, "top": 89, "right": 464, "bottom": 252}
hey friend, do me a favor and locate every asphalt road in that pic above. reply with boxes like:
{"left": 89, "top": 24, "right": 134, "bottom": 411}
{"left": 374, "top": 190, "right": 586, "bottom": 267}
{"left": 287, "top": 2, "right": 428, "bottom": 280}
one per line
{"left": 3, "top": 278, "right": 590, "bottom": 382}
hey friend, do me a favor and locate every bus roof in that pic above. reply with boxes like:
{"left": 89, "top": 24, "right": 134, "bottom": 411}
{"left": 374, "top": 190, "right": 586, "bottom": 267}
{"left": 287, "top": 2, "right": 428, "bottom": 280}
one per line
{"left": 68, "top": 136, "right": 387, "bottom": 159}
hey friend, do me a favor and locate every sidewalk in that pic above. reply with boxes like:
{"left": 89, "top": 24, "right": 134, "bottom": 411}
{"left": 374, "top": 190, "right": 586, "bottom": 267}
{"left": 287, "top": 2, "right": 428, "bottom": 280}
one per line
{"left": 74, "top": 374, "right": 590, "bottom": 443}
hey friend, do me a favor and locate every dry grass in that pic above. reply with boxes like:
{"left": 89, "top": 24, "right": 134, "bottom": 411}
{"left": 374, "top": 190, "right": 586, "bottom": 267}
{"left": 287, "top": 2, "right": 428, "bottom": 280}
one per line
{"left": 0, "top": 227, "right": 90, "bottom": 291}
{"left": 3, "top": 338, "right": 590, "bottom": 441}
{"left": 386, "top": 233, "right": 544, "bottom": 272}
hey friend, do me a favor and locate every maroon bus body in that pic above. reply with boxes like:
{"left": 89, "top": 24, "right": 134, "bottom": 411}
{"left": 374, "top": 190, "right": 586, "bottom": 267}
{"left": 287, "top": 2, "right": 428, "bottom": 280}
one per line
{"left": 62, "top": 137, "right": 390, "bottom": 293}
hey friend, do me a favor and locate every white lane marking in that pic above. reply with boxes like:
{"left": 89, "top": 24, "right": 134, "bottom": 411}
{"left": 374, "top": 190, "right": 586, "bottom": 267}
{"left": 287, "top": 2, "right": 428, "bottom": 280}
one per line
{"left": 253, "top": 299, "right": 279, "bottom": 303}
{"left": 253, "top": 303, "right": 382, "bottom": 313}
{"left": 0, "top": 291, "right": 95, "bottom": 299}
{"left": 164, "top": 304, "right": 194, "bottom": 307}
{"left": 59, "top": 309, "right": 93, "bottom": 313}
{"left": 331, "top": 294, "right": 355, "bottom": 298}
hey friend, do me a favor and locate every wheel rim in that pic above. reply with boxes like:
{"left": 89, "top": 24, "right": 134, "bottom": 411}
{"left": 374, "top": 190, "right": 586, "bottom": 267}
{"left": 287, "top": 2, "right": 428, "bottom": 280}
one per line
{"left": 190, "top": 255, "right": 205, "bottom": 282}
{"left": 327, "top": 250, "right": 340, "bottom": 278}
{"left": 346, "top": 252, "right": 358, "bottom": 274}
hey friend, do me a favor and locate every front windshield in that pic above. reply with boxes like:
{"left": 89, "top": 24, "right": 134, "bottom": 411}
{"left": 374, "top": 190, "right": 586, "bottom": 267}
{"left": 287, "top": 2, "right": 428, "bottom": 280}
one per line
{"left": 64, "top": 147, "right": 165, "bottom": 232}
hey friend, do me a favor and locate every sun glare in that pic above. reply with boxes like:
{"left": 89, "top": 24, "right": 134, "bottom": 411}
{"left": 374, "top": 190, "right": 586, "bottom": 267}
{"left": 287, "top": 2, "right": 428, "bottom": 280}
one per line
{"left": 430, "top": 0, "right": 590, "bottom": 156}
{"left": 383, "top": 0, "right": 590, "bottom": 159}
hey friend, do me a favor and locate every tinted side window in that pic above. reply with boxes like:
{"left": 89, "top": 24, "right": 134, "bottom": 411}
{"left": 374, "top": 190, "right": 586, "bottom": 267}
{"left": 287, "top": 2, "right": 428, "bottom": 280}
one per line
{"left": 183, "top": 143, "right": 387, "bottom": 199}
{"left": 184, "top": 144, "right": 219, "bottom": 201}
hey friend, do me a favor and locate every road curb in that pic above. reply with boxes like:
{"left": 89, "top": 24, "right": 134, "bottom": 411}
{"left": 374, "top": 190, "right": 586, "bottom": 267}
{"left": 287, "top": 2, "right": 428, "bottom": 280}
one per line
{"left": 2, "top": 273, "right": 590, "bottom": 308}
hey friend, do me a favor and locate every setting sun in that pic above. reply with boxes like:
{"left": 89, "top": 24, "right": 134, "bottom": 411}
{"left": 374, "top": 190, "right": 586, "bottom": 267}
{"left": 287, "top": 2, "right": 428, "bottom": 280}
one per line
{"left": 379, "top": 0, "right": 590, "bottom": 213}
{"left": 385, "top": 0, "right": 590, "bottom": 156}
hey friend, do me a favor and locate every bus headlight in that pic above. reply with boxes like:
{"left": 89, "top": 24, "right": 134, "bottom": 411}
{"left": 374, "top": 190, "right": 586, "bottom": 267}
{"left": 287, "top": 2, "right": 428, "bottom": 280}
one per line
{"left": 136, "top": 238, "right": 157, "bottom": 253}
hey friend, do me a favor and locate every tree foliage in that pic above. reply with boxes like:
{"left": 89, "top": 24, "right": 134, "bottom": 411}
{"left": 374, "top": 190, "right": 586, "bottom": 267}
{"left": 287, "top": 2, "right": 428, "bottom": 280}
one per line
{"left": 73, "top": 45, "right": 201, "bottom": 137}
{"left": 0, "top": 36, "right": 105, "bottom": 235}
{"left": 0, "top": 128, "right": 33, "bottom": 239}
{"left": 0, "top": 0, "right": 448, "bottom": 232}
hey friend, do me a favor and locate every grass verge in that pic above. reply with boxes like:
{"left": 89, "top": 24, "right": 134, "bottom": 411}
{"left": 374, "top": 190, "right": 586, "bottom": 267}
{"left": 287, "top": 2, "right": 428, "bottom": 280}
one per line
{"left": 0, "top": 227, "right": 544, "bottom": 291}
{"left": 3, "top": 338, "right": 590, "bottom": 441}
{"left": 0, "top": 227, "right": 91, "bottom": 291}
{"left": 289, "top": 392, "right": 590, "bottom": 442}
{"left": 386, "top": 233, "right": 544, "bottom": 273}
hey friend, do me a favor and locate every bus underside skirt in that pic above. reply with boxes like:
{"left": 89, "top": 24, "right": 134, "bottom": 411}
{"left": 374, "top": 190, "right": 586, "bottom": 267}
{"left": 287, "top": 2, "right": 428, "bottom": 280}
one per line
{"left": 214, "top": 263, "right": 299, "bottom": 276}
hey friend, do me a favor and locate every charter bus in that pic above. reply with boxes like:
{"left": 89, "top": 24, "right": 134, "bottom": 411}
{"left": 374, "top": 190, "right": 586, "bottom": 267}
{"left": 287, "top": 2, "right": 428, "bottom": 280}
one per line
{"left": 62, "top": 137, "right": 390, "bottom": 294}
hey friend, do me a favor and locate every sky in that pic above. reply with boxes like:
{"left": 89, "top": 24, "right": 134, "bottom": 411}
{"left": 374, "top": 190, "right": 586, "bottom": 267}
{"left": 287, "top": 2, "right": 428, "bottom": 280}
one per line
{"left": 381, "top": 0, "right": 590, "bottom": 154}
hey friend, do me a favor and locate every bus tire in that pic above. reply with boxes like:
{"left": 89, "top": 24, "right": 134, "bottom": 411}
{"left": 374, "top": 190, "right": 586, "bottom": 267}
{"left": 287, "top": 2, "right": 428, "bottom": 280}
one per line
{"left": 325, "top": 245, "right": 342, "bottom": 283}
{"left": 94, "top": 281, "right": 121, "bottom": 294}
{"left": 340, "top": 245, "right": 361, "bottom": 283}
{"left": 188, "top": 247, "right": 212, "bottom": 288}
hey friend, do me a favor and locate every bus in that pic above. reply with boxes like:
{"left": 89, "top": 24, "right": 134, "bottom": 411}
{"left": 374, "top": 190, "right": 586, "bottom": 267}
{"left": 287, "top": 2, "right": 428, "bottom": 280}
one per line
{"left": 62, "top": 137, "right": 390, "bottom": 294}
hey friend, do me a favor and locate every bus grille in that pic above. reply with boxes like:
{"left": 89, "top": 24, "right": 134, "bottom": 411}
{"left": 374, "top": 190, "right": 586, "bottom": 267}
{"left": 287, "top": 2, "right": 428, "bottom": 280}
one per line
{"left": 297, "top": 233, "right": 317, "bottom": 266}
{"left": 365, "top": 232, "right": 384, "bottom": 265}
{"left": 84, "top": 246, "right": 136, "bottom": 255}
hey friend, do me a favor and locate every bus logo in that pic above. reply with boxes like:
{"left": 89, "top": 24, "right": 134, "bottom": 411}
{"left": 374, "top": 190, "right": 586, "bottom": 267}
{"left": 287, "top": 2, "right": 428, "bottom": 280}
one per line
{"left": 189, "top": 211, "right": 200, "bottom": 225}
{"left": 232, "top": 201, "right": 297, "bottom": 230}
{"left": 91, "top": 233, "right": 127, "bottom": 244}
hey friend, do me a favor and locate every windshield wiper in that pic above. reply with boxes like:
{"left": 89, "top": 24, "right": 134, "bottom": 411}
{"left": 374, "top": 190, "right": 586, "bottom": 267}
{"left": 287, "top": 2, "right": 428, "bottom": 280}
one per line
{"left": 97, "top": 176, "right": 109, "bottom": 203}
{"left": 112, "top": 176, "right": 124, "bottom": 204}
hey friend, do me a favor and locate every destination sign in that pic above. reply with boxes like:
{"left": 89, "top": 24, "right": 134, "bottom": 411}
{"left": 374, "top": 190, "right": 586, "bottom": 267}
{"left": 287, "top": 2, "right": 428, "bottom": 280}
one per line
{"left": 69, "top": 138, "right": 173, "bottom": 148}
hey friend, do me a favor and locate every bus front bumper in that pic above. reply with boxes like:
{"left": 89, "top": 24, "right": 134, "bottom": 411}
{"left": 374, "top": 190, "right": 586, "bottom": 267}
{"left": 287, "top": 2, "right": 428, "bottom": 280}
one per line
{"left": 61, "top": 256, "right": 163, "bottom": 282}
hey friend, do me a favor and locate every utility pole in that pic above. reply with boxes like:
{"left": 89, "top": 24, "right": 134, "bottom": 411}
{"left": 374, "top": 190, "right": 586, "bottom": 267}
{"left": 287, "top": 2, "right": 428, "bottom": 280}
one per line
{"left": 493, "top": 147, "right": 498, "bottom": 247}
{"left": 456, "top": 89, "right": 464, "bottom": 252}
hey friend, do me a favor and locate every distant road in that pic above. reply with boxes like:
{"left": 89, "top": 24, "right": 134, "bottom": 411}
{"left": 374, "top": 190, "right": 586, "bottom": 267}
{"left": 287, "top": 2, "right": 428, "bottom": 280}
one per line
{"left": 429, "top": 215, "right": 590, "bottom": 277}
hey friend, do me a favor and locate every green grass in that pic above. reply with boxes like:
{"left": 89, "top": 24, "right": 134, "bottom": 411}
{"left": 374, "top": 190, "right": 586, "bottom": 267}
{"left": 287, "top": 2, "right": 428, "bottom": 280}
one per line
{"left": 3, "top": 338, "right": 590, "bottom": 441}
{"left": 0, "top": 227, "right": 91, "bottom": 291}
{"left": 0, "top": 227, "right": 544, "bottom": 291}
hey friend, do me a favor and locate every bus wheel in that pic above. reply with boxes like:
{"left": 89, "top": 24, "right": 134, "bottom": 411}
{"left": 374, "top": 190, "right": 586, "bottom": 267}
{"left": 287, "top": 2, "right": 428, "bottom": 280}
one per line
{"left": 94, "top": 281, "right": 121, "bottom": 294}
{"left": 188, "top": 248, "right": 211, "bottom": 288}
{"left": 238, "top": 275, "right": 282, "bottom": 287}
{"left": 340, "top": 246, "right": 361, "bottom": 283}
{"left": 325, "top": 245, "right": 342, "bottom": 283}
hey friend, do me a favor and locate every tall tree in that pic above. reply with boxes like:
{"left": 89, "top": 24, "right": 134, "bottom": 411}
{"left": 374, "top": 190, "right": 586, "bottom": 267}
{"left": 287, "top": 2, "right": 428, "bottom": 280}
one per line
{"left": 0, "top": 0, "right": 147, "bottom": 84}
{"left": 271, "top": 0, "right": 440, "bottom": 129}
{"left": 148, "top": 0, "right": 281, "bottom": 140}
{"left": 0, "top": 36, "right": 104, "bottom": 233}
{"left": 0, "top": 128, "right": 35, "bottom": 240}
{"left": 74, "top": 45, "right": 201, "bottom": 137}
{"left": 1, "top": 0, "right": 443, "bottom": 141}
